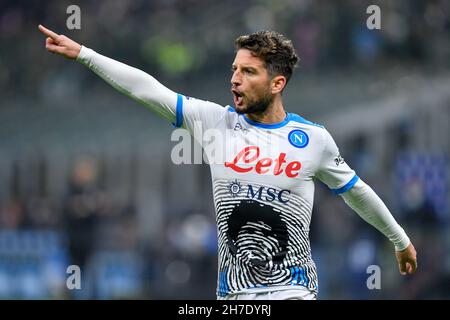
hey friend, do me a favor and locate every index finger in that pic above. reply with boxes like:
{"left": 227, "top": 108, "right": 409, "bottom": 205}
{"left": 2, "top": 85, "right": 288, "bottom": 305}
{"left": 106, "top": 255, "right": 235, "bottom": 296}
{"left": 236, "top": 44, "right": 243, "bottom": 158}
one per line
{"left": 38, "top": 24, "right": 59, "bottom": 40}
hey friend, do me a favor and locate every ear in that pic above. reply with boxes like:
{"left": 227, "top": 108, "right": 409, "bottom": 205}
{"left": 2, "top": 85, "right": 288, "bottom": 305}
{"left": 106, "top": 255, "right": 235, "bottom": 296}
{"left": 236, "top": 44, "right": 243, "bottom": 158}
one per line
{"left": 271, "top": 75, "right": 286, "bottom": 94}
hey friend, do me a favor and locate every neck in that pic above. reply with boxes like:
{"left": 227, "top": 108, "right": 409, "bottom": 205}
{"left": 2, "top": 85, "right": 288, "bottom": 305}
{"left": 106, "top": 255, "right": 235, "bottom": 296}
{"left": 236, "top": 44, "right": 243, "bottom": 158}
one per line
{"left": 245, "top": 95, "right": 286, "bottom": 124}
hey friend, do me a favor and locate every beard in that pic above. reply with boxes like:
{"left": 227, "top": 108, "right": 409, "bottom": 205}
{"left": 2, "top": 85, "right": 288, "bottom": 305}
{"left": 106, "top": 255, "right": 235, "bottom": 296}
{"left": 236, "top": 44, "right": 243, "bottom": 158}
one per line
{"left": 235, "top": 92, "right": 273, "bottom": 115}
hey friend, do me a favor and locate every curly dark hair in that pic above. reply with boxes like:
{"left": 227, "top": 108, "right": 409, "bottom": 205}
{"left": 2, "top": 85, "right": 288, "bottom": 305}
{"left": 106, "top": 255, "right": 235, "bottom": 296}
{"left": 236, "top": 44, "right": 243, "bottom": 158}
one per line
{"left": 235, "top": 30, "right": 299, "bottom": 83}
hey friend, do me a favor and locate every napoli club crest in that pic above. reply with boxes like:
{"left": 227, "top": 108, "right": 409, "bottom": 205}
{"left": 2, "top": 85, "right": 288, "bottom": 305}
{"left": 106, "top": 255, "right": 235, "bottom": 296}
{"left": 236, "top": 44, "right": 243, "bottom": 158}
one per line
{"left": 288, "top": 129, "right": 309, "bottom": 148}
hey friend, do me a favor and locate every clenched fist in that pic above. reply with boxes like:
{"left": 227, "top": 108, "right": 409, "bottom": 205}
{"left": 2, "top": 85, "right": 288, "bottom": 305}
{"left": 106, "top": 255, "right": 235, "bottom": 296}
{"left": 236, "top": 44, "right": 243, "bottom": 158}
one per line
{"left": 395, "top": 242, "right": 418, "bottom": 275}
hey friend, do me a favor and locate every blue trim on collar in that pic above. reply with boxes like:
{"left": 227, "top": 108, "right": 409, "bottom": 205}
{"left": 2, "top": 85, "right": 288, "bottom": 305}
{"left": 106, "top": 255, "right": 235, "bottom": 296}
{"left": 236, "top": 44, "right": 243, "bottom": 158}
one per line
{"left": 331, "top": 175, "right": 359, "bottom": 195}
{"left": 231, "top": 109, "right": 324, "bottom": 130}
{"left": 243, "top": 113, "right": 292, "bottom": 129}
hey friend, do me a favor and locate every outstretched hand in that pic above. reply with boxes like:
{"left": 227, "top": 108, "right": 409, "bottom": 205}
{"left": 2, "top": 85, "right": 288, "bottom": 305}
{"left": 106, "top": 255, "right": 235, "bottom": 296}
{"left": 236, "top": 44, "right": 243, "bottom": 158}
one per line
{"left": 395, "top": 242, "right": 417, "bottom": 275}
{"left": 38, "top": 24, "right": 81, "bottom": 59}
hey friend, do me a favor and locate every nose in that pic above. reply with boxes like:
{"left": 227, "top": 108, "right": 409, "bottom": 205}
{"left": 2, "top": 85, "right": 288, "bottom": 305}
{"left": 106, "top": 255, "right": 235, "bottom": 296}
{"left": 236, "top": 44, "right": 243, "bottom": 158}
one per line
{"left": 231, "top": 70, "right": 241, "bottom": 87}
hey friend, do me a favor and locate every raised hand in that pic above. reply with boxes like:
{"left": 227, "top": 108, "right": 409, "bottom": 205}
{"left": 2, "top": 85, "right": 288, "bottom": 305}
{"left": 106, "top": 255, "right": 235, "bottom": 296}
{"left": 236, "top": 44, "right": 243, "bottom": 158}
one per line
{"left": 38, "top": 24, "right": 81, "bottom": 59}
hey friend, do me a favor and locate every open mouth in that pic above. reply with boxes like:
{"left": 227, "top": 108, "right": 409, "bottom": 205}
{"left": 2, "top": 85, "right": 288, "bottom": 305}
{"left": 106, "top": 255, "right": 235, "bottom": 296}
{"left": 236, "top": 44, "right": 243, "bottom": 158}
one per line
{"left": 232, "top": 89, "right": 244, "bottom": 107}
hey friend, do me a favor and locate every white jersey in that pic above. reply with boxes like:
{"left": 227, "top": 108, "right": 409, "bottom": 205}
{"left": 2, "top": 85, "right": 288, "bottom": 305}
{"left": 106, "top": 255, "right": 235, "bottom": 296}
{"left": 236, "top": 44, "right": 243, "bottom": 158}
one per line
{"left": 180, "top": 95, "right": 357, "bottom": 297}
{"left": 76, "top": 46, "right": 411, "bottom": 299}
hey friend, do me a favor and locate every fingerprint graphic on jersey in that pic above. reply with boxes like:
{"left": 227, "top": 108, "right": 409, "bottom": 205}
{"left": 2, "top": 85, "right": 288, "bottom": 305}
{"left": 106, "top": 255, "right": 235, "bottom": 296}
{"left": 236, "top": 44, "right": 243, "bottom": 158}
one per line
{"left": 226, "top": 200, "right": 288, "bottom": 266}
{"left": 214, "top": 179, "right": 318, "bottom": 297}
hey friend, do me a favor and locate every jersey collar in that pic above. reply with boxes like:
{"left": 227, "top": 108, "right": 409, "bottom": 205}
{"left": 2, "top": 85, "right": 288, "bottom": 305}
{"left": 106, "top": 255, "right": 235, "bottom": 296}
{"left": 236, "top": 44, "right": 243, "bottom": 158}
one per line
{"left": 242, "top": 112, "right": 291, "bottom": 129}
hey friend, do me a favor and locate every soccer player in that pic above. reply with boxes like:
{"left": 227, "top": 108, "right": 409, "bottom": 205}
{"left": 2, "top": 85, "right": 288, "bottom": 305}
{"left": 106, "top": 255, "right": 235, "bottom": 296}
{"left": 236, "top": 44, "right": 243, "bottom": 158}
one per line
{"left": 38, "top": 25, "right": 417, "bottom": 300}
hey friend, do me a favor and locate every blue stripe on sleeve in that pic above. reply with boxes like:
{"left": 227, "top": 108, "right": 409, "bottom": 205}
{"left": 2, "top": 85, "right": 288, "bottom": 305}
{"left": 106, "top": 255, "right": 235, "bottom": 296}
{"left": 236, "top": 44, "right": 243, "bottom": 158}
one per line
{"left": 172, "top": 94, "right": 183, "bottom": 128}
{"left": 331, "top": 174, "right": 359, "bottom": 195}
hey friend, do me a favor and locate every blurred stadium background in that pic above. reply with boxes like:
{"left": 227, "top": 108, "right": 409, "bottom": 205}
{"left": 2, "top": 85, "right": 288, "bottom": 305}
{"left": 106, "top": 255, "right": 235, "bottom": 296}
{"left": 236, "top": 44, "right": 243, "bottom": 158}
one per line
{"left": 0, "top": 0, "right": 449, "bottom": 299}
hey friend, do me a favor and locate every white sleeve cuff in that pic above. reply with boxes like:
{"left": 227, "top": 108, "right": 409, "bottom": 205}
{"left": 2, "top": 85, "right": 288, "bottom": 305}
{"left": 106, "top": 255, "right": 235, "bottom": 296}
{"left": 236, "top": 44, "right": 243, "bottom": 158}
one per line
{"left": 76, "top": 45, "right": 93, "bottom": 64}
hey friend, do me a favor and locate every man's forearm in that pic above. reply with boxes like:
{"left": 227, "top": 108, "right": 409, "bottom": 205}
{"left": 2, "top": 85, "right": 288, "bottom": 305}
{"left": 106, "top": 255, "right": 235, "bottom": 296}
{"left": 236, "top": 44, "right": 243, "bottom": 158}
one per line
{"left": 341, "top": 179, "right": 410, "bottom": 251}
{"left": 76, "top": 46, "right": 177, "bottom": 122}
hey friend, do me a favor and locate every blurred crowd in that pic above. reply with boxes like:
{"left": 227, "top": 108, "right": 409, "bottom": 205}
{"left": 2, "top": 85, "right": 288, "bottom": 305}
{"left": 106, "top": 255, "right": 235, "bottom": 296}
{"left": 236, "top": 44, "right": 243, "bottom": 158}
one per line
{"left": 1, "top": 0, "right": 449, "bottom": 100}
{"left": 0, "top": 0, "right": 449, "bottom": 299}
